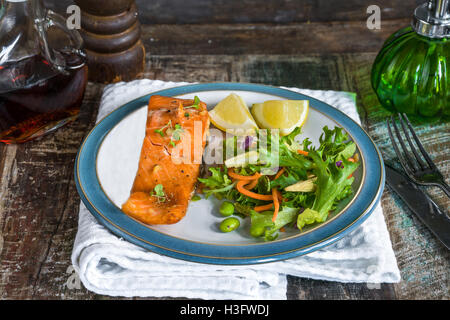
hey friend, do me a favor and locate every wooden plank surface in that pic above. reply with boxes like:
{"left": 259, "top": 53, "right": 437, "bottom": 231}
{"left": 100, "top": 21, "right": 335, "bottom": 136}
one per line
{"left": 140, "top": 20, "right": 410, "bottom": 55}
{"left": 45, "top": 0, "right": 421, "bottom": 24}
{"left": 0, "top": 21, "right": 449, "bottom": 300}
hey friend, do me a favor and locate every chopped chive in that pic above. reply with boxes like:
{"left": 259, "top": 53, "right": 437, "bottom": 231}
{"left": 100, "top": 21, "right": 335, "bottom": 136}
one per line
{"left": 154, "top": 129, "right": 164, "bottom": 137}
{"left": 175, "top": 123, "right": 182, "bottom": 130}
{"left": 184, "top": 112, "right": 190, "bottom": 117}
{"left": 191, "top": 195, "right": 201, "bottom": 201}
{"left": 169, "top": 141, "right": 176, "bottom": 147}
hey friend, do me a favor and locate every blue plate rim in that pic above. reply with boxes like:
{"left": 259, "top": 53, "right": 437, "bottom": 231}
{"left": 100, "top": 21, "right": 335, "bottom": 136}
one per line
{"left": 75, "top": 82, "right": 385, "bottom": 265}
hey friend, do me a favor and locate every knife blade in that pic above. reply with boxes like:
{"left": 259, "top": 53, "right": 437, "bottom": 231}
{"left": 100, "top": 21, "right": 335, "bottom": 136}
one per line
{"left": 385, "top": 163, "right": 450, "bottom": 250}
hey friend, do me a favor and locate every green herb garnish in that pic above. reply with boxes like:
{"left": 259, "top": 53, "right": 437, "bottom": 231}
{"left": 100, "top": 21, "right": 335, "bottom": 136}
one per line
{"left": 193, "top": 95, "right": 200, "bottom": 105}
{"left": 150, "top": 184, "right": 166, "bottom": 202}
{"left": 153, "top": 120, "right": 173, "bottom": 137}
{"left": 184, "top": 96, "right": 201, "bottom": 109}
{"left": 171, "top": 124, "right": 183, "bottom": 141}
{"left": 154, "top": 184, "right": 165, "bottom": 196}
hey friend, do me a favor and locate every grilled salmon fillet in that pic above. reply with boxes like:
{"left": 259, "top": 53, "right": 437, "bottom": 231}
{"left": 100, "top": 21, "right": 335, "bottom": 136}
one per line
{"left": 122, "top": 95, "right": 210, "bottom": 224}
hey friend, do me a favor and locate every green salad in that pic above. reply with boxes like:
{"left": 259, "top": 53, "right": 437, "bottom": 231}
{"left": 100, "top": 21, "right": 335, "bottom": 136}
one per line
{"left": 198, "top": 126, "right": 360, "bottom": 241}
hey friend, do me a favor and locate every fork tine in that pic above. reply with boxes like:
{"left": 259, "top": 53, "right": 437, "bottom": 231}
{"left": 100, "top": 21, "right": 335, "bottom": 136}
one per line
{"left": 386, "top": 117, "right": 414, "bottom": 174}
{"left": 402, "top": 113, "right": 437, "bottom": 170}
{"left": 398, "top": 113, "right": 427, "bottom": 170}
{"left": 389, "top": 115, "right": 418, "bottom": 171}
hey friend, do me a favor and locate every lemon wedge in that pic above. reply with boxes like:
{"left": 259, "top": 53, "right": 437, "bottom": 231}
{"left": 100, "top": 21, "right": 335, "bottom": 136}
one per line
{"left": 251, "top": 100, "right": 309, "bottom": 136}
{"left": 209, "top": 93, "right": 258, "bottom": 135}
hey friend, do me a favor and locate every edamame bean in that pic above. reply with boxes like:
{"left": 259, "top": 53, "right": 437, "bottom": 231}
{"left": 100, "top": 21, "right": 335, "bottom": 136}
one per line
{"left": 219, "top": 201, "right": 234, "bottom": 216}
{"left": 219, "top": 217, "right": 240, "bottom": 233}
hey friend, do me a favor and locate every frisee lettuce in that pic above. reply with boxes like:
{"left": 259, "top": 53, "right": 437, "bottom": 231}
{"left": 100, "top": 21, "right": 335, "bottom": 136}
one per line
{"left": 198, "top": 125, "right": 360, "bottom": 240}
{"left": 298, "top": 126, "right": 359, "bottom": 227}
{"left": 234, "top": 203, "right": 299, "bottom": 241}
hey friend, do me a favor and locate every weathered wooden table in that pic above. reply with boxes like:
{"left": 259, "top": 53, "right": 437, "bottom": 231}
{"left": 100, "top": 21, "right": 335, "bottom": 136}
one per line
{"left": 0, "top": 20, "right": 449, "bottom": 299}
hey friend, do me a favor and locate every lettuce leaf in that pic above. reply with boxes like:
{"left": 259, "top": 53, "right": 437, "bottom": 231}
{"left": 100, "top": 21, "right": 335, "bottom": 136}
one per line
{"left": 297, "top": 127, "right": 359, "bottom": 228}
{"left": 270, "top": 167, "right": 302, "bottom": 189}
{"left": 198, "top": 167, "right": 234, "bottom": 199}
{"left": 297, "top": 208, "right": 324, "bottom": 229}
{"left": 317, "top": 125, "right": 357, "bottom": 161}
{"left": 264, "top": 206, "right": 299, "bottom": 240}
{"left": 235, "top": 204, "right": 299, "bottom": 241}
{"left": 199, "top": 125, "right": 360, "bottom": 238}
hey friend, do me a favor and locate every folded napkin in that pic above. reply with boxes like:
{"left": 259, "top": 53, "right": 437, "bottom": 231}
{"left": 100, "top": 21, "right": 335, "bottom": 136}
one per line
{"left": 71, "top": 79, "right": 401, "bottom": 299}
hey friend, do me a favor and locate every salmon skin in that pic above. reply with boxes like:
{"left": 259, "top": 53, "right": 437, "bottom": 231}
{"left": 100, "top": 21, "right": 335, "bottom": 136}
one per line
{"left": 122, "top": 95, "right": 210, "bottom": 225}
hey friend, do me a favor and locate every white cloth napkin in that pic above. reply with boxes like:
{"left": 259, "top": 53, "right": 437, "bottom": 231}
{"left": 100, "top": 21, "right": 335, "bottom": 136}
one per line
{"left": 71, "top": 79, "right": 401, "bottom": 299}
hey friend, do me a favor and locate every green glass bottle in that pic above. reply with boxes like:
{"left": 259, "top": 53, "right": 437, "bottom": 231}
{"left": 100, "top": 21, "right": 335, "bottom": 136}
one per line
{"left": 371, "top": 0, "right": 449, "bottom": 122}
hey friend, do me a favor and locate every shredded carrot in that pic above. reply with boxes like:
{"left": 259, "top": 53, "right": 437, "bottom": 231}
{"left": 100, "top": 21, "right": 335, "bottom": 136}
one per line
{"left": 274, "top": 167, "right": 285, "bottom": 180}
{"left": 245, "top": 178, "right": 259, "bottom": 190}
{"left": 228, "top": 169, "right": 261, "bottom": 181}
{"left": 271, "top": 189, "right": 280, "bottom": 222}
{"left": 254, "top": 203, "right": 274, "bottom": 212}
{"left": 236, "top": 180, "right": 273, "bottom": 201}
{"left": 297, "top": 150, "right": 309, "bottom": 156}
{"left": 278, "top": 193, "right": 287, "bottom": 202}
{"left": 280, "top": 227, "right": 286, "bottom": 232}
{"left": 347, "top": 173, "right": 353, "bottom": 179}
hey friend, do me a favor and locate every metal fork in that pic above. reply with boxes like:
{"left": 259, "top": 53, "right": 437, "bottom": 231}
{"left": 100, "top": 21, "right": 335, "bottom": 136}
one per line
{"left": 386, "top": 113, "right": 450, "bottom": 197}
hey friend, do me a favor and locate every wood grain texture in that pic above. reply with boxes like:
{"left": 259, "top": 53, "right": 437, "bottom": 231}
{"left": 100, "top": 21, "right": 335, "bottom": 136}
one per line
{"left": 1, "top": 21, "right": 449, "bottom": 300}
{"left": 132, "top": 0, "right": 422, "bottom": 24}
{"left": 45, "top": 0, "right": 421, "bottom": 24}
{"left": 0, "top": 84, "right": 104, "bottom": 299}
{"left": 140, "top": 20, "right": 409, "bottom": 55}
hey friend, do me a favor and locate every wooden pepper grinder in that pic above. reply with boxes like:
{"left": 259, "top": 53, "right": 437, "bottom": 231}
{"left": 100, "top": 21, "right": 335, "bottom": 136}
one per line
{"left": 74, "top": 0, "right": 146, "bottom": 83}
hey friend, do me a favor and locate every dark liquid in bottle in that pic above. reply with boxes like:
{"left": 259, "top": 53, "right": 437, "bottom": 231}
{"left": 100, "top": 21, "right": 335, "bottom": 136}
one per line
{"left": 0, "top": 54, "right": 88, "bottom": 144}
